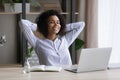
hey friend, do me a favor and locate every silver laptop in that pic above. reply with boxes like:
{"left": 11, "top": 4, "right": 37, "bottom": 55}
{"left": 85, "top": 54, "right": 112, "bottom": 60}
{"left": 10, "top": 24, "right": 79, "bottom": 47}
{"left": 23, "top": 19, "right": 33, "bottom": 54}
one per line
{"left": 65, "top": 47, "right": 112, "bottom": 73}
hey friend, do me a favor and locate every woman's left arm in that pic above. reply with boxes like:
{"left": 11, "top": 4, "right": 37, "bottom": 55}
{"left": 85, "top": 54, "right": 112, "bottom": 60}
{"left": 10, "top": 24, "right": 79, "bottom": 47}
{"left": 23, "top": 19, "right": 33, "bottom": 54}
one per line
{"left": 64, "top": 21, "right": 85, "bottom": 47}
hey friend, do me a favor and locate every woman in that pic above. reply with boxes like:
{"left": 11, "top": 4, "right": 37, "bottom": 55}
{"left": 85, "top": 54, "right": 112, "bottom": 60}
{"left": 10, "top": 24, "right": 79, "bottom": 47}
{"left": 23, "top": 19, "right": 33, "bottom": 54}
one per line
{"left": 19, "top": 10, "right": 85, "bottom": 66}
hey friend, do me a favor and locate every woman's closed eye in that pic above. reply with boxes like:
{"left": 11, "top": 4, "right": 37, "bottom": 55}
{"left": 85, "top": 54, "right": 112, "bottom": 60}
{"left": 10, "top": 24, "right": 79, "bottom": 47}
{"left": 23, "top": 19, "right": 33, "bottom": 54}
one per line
{"left": 48, "top": 20, "right": 60, "bottom": 24}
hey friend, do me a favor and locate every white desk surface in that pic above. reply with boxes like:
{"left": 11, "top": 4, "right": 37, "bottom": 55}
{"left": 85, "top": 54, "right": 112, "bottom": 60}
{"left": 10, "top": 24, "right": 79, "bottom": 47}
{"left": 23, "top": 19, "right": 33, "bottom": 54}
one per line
{"left": 0, "top": 65, "right": 120, "bottom": 80}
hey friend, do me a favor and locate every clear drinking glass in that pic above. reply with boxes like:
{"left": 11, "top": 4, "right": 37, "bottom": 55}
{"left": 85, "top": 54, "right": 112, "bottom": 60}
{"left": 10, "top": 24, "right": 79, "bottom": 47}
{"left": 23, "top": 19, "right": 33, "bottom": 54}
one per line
{"left": 23, "top": 58, "right": 30, "bottom": 74}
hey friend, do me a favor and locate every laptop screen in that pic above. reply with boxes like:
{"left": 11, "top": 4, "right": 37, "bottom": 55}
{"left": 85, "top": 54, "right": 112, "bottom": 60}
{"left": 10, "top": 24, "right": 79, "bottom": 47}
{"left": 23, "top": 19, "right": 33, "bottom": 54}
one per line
{"left": 77, "top": 47, "right": 112, "bottom": 72}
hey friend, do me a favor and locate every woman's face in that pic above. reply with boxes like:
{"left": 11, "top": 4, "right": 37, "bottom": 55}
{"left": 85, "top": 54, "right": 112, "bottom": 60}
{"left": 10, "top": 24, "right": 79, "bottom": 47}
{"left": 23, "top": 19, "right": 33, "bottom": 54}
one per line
{"left": 47, "top": 15, "right": 61, "bottom": 35}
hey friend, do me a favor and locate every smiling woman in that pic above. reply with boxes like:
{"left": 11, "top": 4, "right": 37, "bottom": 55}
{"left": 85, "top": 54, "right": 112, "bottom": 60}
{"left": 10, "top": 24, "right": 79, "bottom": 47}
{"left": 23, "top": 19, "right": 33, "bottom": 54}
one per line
{"left": 19, "top": 10, "right": 85, "bottom": 66}
{"left": 47, "top": 15, "right": 61, "bottom": 41}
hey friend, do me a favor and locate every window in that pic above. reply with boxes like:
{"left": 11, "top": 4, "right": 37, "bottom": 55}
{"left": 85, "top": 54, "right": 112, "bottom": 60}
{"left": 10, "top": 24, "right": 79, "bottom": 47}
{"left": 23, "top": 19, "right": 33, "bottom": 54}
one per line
{"left": 98, "top": 0, "right": 120, "bottom": 64}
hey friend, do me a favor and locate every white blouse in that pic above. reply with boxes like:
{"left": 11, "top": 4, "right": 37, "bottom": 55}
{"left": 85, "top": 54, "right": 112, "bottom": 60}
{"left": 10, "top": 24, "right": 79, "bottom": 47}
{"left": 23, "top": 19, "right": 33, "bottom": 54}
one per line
{"left": 19, "top": 19, "right": 85, "bottom": 66}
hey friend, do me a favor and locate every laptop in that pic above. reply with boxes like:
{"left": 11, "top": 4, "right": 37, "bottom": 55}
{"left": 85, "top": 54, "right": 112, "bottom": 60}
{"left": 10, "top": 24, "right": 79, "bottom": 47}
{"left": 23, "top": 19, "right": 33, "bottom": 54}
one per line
{"left": 65, "top": 47, "right": 112, "bottom": 73}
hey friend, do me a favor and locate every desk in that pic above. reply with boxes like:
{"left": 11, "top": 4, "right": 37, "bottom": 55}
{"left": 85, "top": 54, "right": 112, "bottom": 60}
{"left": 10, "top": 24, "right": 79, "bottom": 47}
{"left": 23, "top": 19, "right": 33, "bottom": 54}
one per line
{"left": 0, "top": 67, "right": 120, "bottom": 80}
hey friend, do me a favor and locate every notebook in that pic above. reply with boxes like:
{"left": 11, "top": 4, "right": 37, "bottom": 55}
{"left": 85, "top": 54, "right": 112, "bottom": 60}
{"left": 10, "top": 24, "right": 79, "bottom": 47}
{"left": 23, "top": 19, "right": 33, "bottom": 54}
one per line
{"left": 65, "top": 47, "right": 112, "bottom": 73}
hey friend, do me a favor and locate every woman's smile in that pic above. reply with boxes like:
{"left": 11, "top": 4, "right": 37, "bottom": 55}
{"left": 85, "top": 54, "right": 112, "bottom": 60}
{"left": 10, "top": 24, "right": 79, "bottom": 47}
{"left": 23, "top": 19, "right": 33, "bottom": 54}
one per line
{"left": 47, "top": 15, "right": 61, "bottom": 35}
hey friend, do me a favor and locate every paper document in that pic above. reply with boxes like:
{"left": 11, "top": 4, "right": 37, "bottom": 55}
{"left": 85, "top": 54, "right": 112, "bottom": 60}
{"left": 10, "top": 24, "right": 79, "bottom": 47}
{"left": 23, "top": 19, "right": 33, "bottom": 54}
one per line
{"left": 30, "top": 65, "right": 62, "bottom": 72}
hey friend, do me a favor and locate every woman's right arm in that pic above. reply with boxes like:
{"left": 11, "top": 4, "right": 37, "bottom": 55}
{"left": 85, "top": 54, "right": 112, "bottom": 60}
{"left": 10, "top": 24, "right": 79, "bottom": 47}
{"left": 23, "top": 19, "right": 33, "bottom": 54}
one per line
{"left": 19, "top": 19, "right": 37, "bottom": 48}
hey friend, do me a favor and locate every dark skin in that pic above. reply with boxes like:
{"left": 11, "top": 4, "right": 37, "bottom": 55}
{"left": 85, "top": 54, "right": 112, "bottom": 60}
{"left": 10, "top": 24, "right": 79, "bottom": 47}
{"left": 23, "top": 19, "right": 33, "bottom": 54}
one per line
{"left": 34, "top": 15, "right": 61, "bottom": 41}
{"left": 47, "top": 15, "right": 61, "bottom": 41}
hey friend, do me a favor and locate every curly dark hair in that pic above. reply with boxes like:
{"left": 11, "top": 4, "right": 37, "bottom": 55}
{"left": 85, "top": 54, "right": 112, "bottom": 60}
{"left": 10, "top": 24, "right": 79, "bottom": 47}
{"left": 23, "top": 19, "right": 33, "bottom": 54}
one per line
{"left": 35, "top": 10, "right": 66, "bottom": 38}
